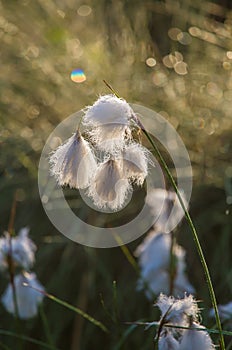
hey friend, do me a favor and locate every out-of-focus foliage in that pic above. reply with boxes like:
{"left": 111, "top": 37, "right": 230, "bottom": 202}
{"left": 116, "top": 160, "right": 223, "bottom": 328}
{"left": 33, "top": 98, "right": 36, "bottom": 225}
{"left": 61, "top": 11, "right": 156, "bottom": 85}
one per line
{"left": 0, "top": 0, "right": 231, "bottom": 349}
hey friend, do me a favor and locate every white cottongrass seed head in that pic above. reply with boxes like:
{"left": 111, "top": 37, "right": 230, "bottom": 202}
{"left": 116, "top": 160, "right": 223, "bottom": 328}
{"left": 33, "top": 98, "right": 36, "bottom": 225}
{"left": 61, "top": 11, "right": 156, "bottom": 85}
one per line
{"left": 49, "top": 130, "right": 97, "bottom": 189}
{"left": 156, "top": 294, "right": 199, "bottom": 327}
{"left": 135, "top": 231, "right": 171, "bottom": 275}
{"left": 158, "top": 332, "right": 180, "bottom": 350}
{"left": 88, "top": 158, "right": 132, "bottom": 210}
{"left": 146, "top": 189, "right": 187, "bottom": 233}
{"left": 135, "top": 231, "right": 195, "bottom": 298}
{"left": 179, "top": 322, "right": 215, "bottom": 350}
{"left": 122, "top": 143, "right": 149, "bottom": 186}
{"left": 83, "top": 94, "right": 133, "bottom": 152}
{"left": 1, "top": 272, "right": 45, "bottom": 319}
{"left": 0, "top": 227, "right": 36, "bottom": 271}
{"left": 49, "top": 95, "right": 152, "bottom": 210}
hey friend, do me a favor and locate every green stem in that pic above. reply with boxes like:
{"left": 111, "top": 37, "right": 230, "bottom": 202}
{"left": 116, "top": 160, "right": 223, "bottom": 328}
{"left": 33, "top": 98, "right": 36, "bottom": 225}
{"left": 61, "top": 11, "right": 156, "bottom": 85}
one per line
{"left": 39, "top": 304, "right": 55, "bottom": 348}
{"left": 24, "top": 284, "right": 109, "bottom": 333}
{"left": 140, "top": 126, "right": 225, "bottom": 350}
{"left": 125, "top": 321, "right": 232, "bottom": 336}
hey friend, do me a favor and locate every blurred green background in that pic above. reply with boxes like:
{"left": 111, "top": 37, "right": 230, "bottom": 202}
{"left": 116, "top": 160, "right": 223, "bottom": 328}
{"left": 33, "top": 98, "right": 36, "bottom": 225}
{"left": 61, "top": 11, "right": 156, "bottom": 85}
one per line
{"left": 0, "top": 0, "right": 232, "bottom": 349}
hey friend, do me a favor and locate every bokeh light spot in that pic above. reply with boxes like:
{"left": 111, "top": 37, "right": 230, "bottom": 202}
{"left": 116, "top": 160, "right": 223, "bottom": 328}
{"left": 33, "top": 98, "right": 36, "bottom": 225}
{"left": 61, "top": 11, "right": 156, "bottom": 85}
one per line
{"left": 146, "top": 57, "right": 156, "bottom": 67}
{"left": 77, "top": 5, "right": 92, "bottom": 17}
{"left": 189, "top": 26, "right": 201, "bottom": 37}
{"left": 70, "top": 69, "right": 86, "bottom": 83}
{"left": 163, "top": 54, "right": 176, "bottom": 68}
{"left": 174, "top": 62, "right": 188, "bottom": 75}
{"left": 223, "top": 62, "right": 231, "bottom": 70}
{"left": 168, "top": 27, "right": 181, "bottom": 41}
{"left": 175, "top": 51, "right": 183, "bottom": 62}
{"left": 226, "top": 51, "right": 232, "bottom": 59}
{"left": 177, "top": 32, "right": 192, "bottom": 45}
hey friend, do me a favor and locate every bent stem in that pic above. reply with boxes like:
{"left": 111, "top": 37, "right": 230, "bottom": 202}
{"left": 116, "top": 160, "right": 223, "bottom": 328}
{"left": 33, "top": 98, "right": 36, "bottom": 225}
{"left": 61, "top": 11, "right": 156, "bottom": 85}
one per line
{"left": 103, "top": 80, "right": 225, "bottom": 349}
{"left": 24, "top": 284, "right": 109, "bottom": 333}
{"left": 140, "top": 126, "right": 225, "bottom": 350}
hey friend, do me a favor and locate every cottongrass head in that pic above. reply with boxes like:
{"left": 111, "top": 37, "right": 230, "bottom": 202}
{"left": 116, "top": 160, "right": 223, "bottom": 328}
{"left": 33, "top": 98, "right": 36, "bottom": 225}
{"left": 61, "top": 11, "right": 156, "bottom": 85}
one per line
{"left": 0, "top": 227, "right": 36, "bottom": 271}
{"left": 146, "top": 188, "right": 187, "bottom": 233}
{"left": 1, "top": 272, "right": 45, "bottom": 319}
{"left": 49, "top": 130, "right": 97, "bottom": 189}
{"left": 154, "top": 294, "right": 215, "bottom": 349}
{"left": 156, "top": 294, "right": 199, "bottom": 327}
{"left": 88, "top": 158, "right": 132, "bottom": 210}
{"left": 179, "top": 322, "right": 215, "bottom": 350}
{"left": 135, "top": 231, "right": 195, "bottom": 298}
{"left": 83, "top": 94, "right": 133, "bottom": 152}
{"left": 135, "top": 231, "right": 171, "bottom": 274}
{"left": 49, "top": 95, "right": 152, "bottom": 210}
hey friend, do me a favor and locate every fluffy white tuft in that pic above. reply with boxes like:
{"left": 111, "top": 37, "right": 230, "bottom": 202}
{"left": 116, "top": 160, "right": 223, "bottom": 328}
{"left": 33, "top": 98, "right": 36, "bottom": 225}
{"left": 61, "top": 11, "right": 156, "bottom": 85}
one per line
{"left": 156, "top": 294, "right": 199, "bottom": 327}
{"left": 179, "top": 322, "right": 215, "bottom": 350}
{"left": 0, "top": 227, "right": 36, "bottom": 271}
{"left": 158, "top": 333, "right": 180, "bottom": 350}
{"left": 87, "top": 124, "right": 132, "bottom": 153}
{"left": 122, "top": 143, "right": 149, "bottom": 185}
{"left": 49, "top": 131, "right": 97, "bottom": 189}
{"left": 135, "top": 231, "right": 195, "bottom": 298}
{"left": 83, "top": 95, "right": 133, "bottom": 152}
{"left": 88, "top": 158, "right": 131, "bottom": 210}
{"left": 1, "top": 272, "right": 45, "bottom": 319}
{"left": 146, "top": 189, "right": 187, "bottom": 233}
{"left": 84, "top": 94, "right": 132, "bottom": 125}
{"left": 135, "top": 231, "right": 171, "bottom": 274}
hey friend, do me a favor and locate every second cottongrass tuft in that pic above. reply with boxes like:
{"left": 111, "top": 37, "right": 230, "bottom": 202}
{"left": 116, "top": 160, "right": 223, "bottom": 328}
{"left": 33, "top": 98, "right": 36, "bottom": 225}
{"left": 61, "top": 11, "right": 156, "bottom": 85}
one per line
{"left": 155, "top": 293, "right": 215, "bottom": 350}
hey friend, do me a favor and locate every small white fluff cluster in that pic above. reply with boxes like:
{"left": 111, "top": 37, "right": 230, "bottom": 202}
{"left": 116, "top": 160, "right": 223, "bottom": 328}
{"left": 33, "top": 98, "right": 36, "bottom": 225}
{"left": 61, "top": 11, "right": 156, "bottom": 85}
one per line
{"left": 156, "top": 294, "right": 215, "bottom": 350}
{"left": 0, "top": 227, "right": 36, "bottom": 270}
{"left": 146, "top": 188, "right": 187, "bottom": 233}
{"left": 49, "top": 95, "right": 151, "bottom": 211}
{"left": 1, "top": 272, "right": 45, "bottom": 320}
{"left": 0, "top": 228, "right": 45, "bottom": 319}
{"left": 135, "top": 231, "right": 195, "bottom": 298}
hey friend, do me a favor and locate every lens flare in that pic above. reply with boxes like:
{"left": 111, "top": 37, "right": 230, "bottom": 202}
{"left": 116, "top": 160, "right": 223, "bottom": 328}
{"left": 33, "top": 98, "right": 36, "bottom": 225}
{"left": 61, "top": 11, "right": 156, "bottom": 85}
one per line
{"left": 70, "top": 69, "right": 86, "bottom": 83}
